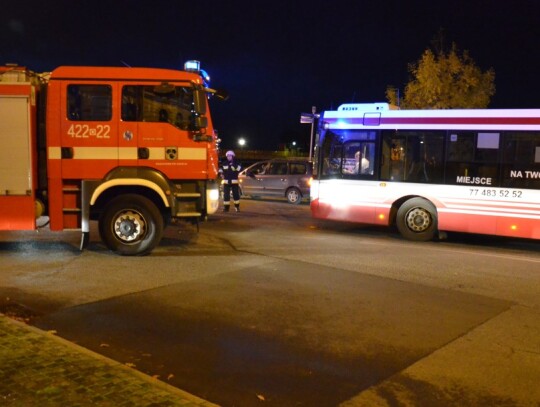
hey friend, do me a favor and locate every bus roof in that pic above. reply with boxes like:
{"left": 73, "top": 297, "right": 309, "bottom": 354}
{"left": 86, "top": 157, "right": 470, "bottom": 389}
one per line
{"left": 322, "top": 102, "right": 540, "bottom": 131}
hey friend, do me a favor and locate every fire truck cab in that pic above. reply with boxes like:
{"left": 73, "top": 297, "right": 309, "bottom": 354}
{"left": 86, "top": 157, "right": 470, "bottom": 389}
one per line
{"left": 0, "top": 62, "right": 222, "bottom": 255}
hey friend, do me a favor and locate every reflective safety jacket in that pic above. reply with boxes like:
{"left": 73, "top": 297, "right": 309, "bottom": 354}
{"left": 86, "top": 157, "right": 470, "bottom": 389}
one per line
{"left": 219, "top": 159, "right": 242, "bottom": 184}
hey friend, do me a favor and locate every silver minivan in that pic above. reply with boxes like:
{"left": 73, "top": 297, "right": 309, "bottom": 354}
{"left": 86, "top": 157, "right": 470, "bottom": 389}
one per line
{"left": 238, "top": 159, "right": 312, "bottom": 204}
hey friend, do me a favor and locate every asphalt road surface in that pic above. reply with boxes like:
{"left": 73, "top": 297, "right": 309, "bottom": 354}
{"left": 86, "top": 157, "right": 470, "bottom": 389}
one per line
{"left": 1, "top": 198, "right": 539, "bottom": 406}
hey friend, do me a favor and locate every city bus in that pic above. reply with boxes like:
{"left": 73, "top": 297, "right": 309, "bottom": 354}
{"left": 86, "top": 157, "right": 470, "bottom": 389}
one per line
{"left": 309, "top": 103, "right": 540, "bottom": 241}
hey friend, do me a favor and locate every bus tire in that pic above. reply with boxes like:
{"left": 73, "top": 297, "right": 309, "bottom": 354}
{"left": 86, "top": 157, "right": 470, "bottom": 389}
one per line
{"left": 99, "top": 194, "right": 164, "bottom": 256}
{"left": 286, "top": 187, "right": 302, "bottom": 204}
{"left": 396, "top": 198, "right": 438, "bottom": 241}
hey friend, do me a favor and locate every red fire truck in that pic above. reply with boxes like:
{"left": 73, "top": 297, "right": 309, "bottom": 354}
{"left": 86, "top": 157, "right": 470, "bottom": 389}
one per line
{"left": 0, "top": 61, "right": 225, "bottom": 255}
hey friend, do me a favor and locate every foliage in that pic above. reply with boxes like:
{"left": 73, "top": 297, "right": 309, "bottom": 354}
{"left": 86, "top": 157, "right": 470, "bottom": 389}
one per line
{"left": 387, "top": 43, "right": 495, "bottom": 109}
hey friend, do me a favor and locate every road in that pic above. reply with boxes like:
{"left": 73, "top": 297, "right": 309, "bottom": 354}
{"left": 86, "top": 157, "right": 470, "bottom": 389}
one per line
{"left": 1, "top": 198, "right": 539, "bottom": 406}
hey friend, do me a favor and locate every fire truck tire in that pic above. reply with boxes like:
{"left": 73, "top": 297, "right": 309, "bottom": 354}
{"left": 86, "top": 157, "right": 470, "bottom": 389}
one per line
{"left": 99, "top": 194, "right": 164, "bottom": 256}
{"left": 396, "top": 197, "right": 438, "bottom": 241}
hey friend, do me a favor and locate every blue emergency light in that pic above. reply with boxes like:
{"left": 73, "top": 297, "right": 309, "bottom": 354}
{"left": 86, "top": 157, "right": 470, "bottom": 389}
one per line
{"left": 184, "top": 60, "right": 211, "bottom": 85}
{"left": 184, "top": 60, "right": 200, "bottom": 72}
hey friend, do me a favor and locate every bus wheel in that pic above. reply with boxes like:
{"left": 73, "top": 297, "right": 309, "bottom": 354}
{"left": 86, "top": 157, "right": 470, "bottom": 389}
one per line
{"left": 396, "top": 198, "right": 438, "bottom": 241}
{"left": 99, "top": 194, "right": 164, "bottom": 256}
{"left": 286, "top": 187, "right": 302, "bottom": 204}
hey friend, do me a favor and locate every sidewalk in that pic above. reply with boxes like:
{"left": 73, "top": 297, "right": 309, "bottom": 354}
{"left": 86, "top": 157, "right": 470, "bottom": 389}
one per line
{"left": 0, "top": 314, "right": 218, "bottom": 406}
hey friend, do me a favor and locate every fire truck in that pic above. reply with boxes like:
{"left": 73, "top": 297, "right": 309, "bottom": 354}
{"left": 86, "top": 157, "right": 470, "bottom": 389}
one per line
{"left": 0, "top": 61, "right": 225, "bottom": 255}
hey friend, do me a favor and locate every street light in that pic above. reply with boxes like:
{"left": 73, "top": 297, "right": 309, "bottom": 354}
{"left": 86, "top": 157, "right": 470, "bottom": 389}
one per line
{"left": 290, "top": 141, "right": 297, "bottom": 156}
{"left": 238, "top": 138, "right": 246, "bottom": 149}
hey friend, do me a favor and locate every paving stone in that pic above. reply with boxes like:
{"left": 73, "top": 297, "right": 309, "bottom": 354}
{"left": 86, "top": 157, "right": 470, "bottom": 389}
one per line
{"left": 0, "top": 315, "right": 218, "bottom": 406}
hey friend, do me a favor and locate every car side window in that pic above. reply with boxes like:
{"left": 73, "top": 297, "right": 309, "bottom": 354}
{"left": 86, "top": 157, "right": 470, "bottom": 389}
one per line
{"left": 290, "top": 163, "right": 306, "bottom": 175}
{"left": 267, "top": 162, "right": 288, "bottom": 175}
{"left": 250, "top": 162, "right": 268, "bottom": 175}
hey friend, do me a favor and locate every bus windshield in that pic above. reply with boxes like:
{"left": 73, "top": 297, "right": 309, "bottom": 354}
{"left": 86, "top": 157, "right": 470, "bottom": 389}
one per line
{"left": 320, "top": 130, "right": 377, "bottom": 178}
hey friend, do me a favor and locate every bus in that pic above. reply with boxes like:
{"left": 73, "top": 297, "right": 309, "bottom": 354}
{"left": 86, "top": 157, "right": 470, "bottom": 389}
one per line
{"left": 309, "top": 103, "right": 540, "bottom": 241}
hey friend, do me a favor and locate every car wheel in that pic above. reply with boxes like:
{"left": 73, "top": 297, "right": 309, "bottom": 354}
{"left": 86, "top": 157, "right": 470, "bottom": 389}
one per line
{"left": 396, "top": 197, "right": 437, "bottom": 241}
{"left": 99, "top": 194, "right": 164, "bottom": 256}
{"left": 286, "top": 187, "right": 302, "bottom": 204}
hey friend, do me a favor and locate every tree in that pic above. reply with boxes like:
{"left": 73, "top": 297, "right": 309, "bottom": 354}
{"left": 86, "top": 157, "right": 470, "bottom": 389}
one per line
{"left": 387, "top": 43, "right": 495, "bottom": 109}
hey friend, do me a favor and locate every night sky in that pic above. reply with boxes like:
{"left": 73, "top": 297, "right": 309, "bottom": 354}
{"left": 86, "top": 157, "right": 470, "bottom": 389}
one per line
{"left": 3, "top": 1, "right": 540, "bottom": 150}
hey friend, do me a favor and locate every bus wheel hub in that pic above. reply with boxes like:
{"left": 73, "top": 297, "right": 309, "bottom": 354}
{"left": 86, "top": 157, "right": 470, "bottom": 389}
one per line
{"left": 407, "top": 208, "right": 430, "bottom": 232}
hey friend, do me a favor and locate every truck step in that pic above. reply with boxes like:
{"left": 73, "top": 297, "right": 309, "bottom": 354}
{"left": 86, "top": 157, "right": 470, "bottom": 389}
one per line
{"left": 175, "top": 212, "right": 201, "bottom": 217}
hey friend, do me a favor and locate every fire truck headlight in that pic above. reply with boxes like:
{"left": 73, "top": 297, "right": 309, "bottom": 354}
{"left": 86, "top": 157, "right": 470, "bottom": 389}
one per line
{"left": 207, "top": 187, "right": 220, "bottom": 215}
{"left": 209, "top": 188, "right": 219, "bottom": 201}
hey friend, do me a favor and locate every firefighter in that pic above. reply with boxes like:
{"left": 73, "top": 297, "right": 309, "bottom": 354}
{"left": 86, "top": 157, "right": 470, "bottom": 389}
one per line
{"left": 219, "top": 150, "right": 242, "bottom": 212}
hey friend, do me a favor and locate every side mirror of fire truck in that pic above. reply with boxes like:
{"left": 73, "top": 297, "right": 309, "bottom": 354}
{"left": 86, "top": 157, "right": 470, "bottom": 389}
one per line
{"left": 191, "top": 88, "right": 209, "bottom": 140}
{"left": 193, "top": 88, "right": 207, "bottom": 116}
{"left": 212, "top": 88, "right": 229, "bottom": 101}
{"left": 193, "top": 115, "right": 208, "bottom": 129}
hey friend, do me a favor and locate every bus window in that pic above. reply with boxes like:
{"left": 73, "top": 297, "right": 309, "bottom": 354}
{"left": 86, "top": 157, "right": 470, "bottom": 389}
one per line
{"left": 319, "top": 129, "right": 378, "bottom": 179}
{"left": 382, "top": 131, "right": 444, "bottom": 183}
{"left": 501, "top": 132, "right": 540, "bottom": 189}
{"left": 446, "top": 131, "right": 499, "bottom": 186}
{"left": 321, "top": 132, "right": 343, "bottom": 178}
{"left": 343, "top": 142, "right": 374, "bottom": 175}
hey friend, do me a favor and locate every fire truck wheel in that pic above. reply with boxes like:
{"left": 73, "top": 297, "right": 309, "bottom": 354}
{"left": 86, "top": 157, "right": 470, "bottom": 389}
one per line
{"left": 99, "top": 194, "right": 164, "bottom": 256}
{"left": 396, "top": 197, "right": 438, "bottom": 241}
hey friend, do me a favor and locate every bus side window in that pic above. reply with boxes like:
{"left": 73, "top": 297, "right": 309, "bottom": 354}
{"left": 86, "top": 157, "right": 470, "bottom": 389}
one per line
{"left": 390, "top": 140, "right": 405, "bottom": 181}
{"left": 501, "top": 132, "right": 540, "bottom": 189}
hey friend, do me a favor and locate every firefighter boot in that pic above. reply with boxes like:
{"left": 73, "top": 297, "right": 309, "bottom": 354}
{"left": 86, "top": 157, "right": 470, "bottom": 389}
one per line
{"left": 235, "top": 203, "right": 240, "bottom": 212}
{"left": 223, "top": 204, "right": 230, "bottom": 212}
